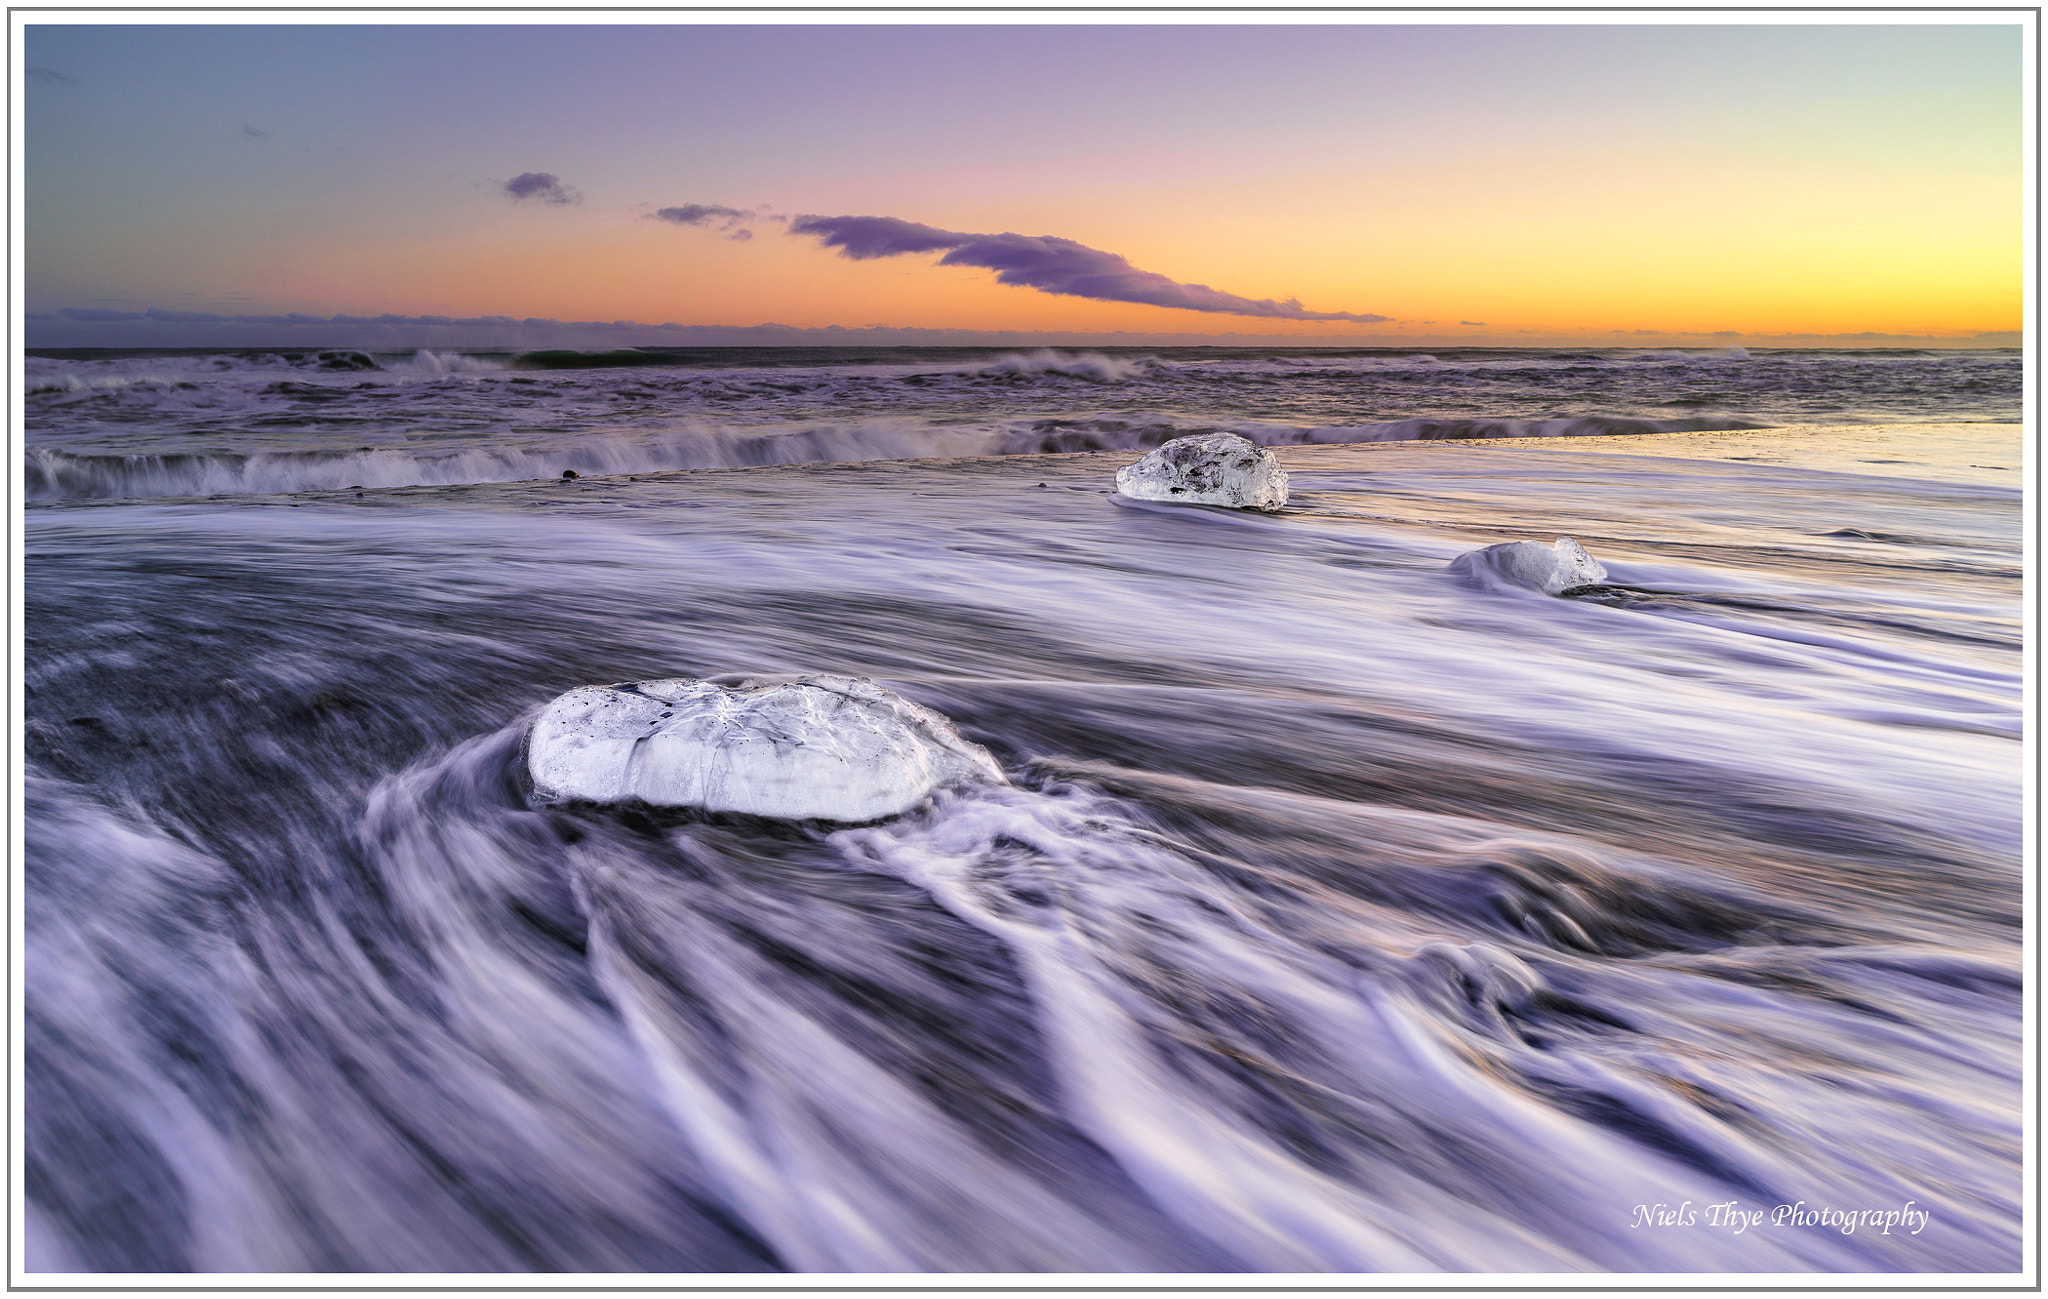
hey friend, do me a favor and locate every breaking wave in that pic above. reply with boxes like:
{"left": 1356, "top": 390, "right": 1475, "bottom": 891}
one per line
{"left": 23, "top": 424, "right": 993, "bottom": 500}
{"left": 26, "top": 414, "right": 1778, "bottom": 501}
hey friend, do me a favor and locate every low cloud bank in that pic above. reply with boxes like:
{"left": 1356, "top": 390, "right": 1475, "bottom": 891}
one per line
{"left": 24, "top": 307, "right": 2020, "bottom": 351}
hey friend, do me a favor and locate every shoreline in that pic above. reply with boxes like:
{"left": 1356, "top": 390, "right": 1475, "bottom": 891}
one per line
{"left": 1288, "top": 421, "right": 2023, "bottom": 490}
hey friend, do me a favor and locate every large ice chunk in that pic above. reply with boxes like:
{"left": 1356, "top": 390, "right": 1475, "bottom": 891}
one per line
{"left": 527, "top": 674, "right": 1005, "bottom": 821}
{"left": 1449, "top": 536, "right": 1608, "bottom": 595}
{"left": 1114, "top": 432, "right": 1289, "bottom": 512}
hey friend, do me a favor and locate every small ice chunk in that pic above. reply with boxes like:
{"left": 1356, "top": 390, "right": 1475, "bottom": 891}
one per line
{"left": 1449, "top": 536, "right": 1607, "bottom": 594}
{"left": 1114, "top": 432, "right": 1288, "bottom": 512}
{"left": 527, "top": 674, "right": 1005, "bottom": 821}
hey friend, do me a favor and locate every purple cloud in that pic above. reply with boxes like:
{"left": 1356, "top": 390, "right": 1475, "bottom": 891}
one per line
{"left": 652, "top": 204, "right": 746, "bottom": 226}
{"left": 784, "top": 214, "right": 1388, "bottom": 322}
{"left": 652, "top": 204, "right": 770, "bottom": 242}
{"left": 504, "top": 172, "right": 579, "bottom": 205}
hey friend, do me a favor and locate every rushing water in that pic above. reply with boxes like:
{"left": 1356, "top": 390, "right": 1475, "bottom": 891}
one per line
{"left": 22, "top": 346, "right": 2024, "bottom": 1274}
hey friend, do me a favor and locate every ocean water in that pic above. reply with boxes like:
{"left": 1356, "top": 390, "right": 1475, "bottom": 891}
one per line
{"left": 23, "top": 343, "right": 2021, "bottom": 500}
{"left": 21, "top": 346, "right": 2025, "bottom": 1274}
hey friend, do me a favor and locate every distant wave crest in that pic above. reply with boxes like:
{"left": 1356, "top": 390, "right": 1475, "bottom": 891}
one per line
{"left": 974, "top": 350, "right": 1159, "bottom": 382}
{"left": 396, "top": 349, "right": 506, "bottom": 374}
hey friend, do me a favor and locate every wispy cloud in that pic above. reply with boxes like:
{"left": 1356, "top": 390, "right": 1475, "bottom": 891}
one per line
{"left": 503, "top": 172, "right": 580, "bottom": 205}
{"left": 652, "top": 204, "right": 778, "bottom": 242}
{"left": 652, "top": 204, "right": 745, "bottom": 226}
{"left": 779, "top": 213, "right": 1390, "bottom": 323}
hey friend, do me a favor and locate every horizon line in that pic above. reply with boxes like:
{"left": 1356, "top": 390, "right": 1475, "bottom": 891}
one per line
{"left": 24, "top": 308, "right": 2023, "bottom": 351}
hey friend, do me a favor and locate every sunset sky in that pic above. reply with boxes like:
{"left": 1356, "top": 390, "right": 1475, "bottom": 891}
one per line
{"left": 20, "top": 18, "right": 2028, "bottom": 347}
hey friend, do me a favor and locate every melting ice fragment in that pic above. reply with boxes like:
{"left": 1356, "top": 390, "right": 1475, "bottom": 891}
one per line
{"left": 1449, "top": 536, "right": 1608, "bottom": 595}
{"left": 527, "top": 674, "right": 1005, "bottom": 821}
{"left": 1113, "top": 432, "right": 1289, "bottom": 512}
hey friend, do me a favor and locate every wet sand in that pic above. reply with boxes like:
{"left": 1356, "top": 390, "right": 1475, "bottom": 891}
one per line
{"left": 1389, "top": 421, "right": 2022, "bottom": 490}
